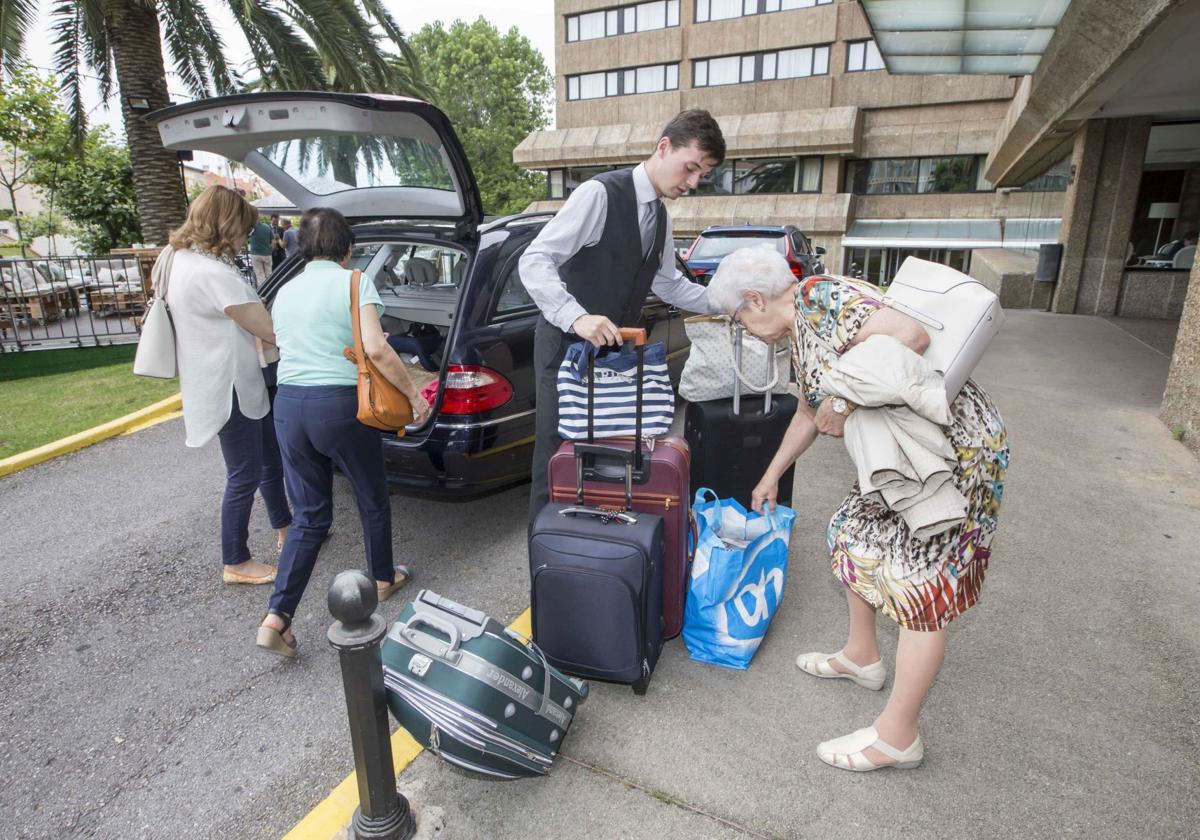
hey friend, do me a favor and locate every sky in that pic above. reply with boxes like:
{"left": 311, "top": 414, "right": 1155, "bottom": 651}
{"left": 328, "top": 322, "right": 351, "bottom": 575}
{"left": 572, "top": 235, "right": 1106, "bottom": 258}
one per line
{"left": 23, "top": 0, "right": 558, "bottom": 140}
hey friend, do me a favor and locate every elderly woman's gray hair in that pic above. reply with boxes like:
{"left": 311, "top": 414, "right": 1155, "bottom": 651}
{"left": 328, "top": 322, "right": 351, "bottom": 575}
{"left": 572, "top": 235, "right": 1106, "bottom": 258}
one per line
{"left": 706, "top": 246, "right": 797, "bottom": 315}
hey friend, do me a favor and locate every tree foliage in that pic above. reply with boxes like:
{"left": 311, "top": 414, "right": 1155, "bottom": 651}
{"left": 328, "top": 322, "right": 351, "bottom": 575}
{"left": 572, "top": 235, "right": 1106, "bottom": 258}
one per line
{"left": 31, "top": 129, "right": 142, "bottom": 254}
{"left": 409, "top": 19, "right": 552, "bottom": 216}
{"left": 0, "top": 65, "right": 68, "bottom": 256}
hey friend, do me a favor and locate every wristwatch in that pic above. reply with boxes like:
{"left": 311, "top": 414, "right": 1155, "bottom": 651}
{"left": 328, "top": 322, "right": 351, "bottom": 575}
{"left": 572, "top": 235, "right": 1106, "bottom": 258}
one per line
{"left": 829, "top": 397, "right": 854, "bottom": 417}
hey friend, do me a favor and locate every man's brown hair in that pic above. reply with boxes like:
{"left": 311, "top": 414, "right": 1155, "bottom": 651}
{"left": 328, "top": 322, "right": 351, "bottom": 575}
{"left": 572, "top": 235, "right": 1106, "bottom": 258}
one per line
{"left": 660, "top": 109, "right": 726, "bottom": 165}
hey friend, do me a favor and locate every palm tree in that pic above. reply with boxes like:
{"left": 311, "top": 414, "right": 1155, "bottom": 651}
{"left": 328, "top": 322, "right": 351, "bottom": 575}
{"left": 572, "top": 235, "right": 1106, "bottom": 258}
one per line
{"left": 0, "top": 0, "right": 428, "bottom": 246}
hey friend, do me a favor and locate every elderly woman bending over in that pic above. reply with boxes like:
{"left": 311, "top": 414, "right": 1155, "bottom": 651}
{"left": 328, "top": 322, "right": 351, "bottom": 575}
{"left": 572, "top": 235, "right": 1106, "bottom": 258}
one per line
{"left": 707, "top": 247, "right": 1009, "bottom": 772}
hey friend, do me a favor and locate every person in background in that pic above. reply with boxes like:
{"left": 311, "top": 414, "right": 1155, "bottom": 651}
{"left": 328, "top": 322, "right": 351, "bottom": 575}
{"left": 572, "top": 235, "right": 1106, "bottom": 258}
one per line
{"left": 706, "top": 248, "right": 1009, "bottom": 773}
{"left": 248, "top": 216, "right": 274, "bottom": 285}
{"left": 280, "top": 217, "right": 300, "bottom": 260}
{"left": 1160, "top": 230, "right": 1197, "bottom": 260}
{"left": 164, "top": 185, "right": 292, "bottom": 587}
{"left": 270, "top": 214, "right": 285, "bottom": 269}
{"left": 256, "top": 207, "right": 430, "bottom": 658}
{"left": 518, "top": 109, "right": 727, "bottom": 525}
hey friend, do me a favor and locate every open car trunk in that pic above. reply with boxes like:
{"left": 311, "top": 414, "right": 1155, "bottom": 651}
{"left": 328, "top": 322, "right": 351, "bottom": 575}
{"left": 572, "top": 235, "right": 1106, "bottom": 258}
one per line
{"left": 151, "top": 93, "right": 483, "bottom": 229}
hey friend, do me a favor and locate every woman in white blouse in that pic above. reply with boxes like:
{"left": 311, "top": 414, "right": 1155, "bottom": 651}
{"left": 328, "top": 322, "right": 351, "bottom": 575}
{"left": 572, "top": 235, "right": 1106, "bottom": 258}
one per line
{"left": 164, "top": 185, "right": 293, "bottom": 585}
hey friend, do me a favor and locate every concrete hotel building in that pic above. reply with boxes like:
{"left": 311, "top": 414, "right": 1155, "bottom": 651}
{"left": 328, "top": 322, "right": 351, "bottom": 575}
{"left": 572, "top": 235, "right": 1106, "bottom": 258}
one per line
{"left": 515, "top": 0, "right": 1069, "bottom": 299}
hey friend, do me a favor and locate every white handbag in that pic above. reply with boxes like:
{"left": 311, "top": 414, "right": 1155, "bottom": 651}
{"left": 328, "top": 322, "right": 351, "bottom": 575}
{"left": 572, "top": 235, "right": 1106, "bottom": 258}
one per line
{"left": 679, "top": 314, "right": 790, "bottom": 403}
{"left": 882, "top": 257, "right": 1004, "bottom": 398}
{"left": 133, "top": 246, "right": 178, "bottom": 379}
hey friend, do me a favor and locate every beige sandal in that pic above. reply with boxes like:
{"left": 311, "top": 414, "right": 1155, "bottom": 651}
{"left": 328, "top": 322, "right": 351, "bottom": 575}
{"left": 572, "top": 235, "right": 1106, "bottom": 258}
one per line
{"left": 223, "top": 563, "right": 277, "bottom": 585}
{"left": 377, "top": 565, "right": 413, "bottom": 602}
{"left": 256, "top": 614, "right": 298, "bottom": 659}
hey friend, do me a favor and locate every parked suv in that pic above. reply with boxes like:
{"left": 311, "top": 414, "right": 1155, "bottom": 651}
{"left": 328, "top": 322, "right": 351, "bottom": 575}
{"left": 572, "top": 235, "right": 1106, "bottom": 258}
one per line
{"left": 684, "top": 224, "right": 825, "bottom": 284}
{"left": 152, "top": 93, "right": 696, "bottom": 497}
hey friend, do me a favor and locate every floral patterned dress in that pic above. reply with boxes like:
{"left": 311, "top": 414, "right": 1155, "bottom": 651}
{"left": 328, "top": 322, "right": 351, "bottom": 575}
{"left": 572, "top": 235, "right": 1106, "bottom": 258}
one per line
{"left": 792, "top": 275, "right": 1010, "bottom": 632}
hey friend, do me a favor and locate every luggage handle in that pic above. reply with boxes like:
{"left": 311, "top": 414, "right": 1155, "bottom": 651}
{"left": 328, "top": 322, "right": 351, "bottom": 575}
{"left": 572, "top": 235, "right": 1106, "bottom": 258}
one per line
{"left": 557, "top": 505, "right": 637, "bottom": 525}
{"left": 400, "top": 612, "right": 464, "bottom": 664}
{"left": 586, "top": 327, "right": 646, "bottom": 474}
{"left": 732, "top": 324, "right": 773, "bottom": 416}
{"left": 572, "top": 442, "right": 637, "bottom": 509}
{"left": 415, "top": 590, "right": 490, "bottom": 642}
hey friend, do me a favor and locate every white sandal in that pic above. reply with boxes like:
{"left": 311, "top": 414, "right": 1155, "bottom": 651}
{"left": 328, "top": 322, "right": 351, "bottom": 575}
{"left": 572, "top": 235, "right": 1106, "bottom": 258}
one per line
{"left": 817, "top": 726, "right": 923, "bottom": 772}
{"left": 795, "top": 649, "right": 886, "bottom": 690}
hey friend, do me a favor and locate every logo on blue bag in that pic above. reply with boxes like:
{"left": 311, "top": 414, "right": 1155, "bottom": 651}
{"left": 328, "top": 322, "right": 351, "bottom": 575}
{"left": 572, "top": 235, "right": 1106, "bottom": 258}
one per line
{"left": 583, "top": 369, "right": 635, "bottom": 385}
{"left": 723, "top": 553, "right": 785, "bottom": 641}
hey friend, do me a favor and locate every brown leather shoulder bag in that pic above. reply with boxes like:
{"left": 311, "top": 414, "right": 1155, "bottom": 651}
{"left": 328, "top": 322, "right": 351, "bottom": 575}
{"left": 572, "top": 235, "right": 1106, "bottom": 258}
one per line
{"left": 342, "top": 270, "right": 413, "bottom": 432}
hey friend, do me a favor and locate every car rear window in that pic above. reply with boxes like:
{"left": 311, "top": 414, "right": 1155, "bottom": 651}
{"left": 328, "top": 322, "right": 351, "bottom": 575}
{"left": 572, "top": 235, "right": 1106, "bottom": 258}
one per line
{"left": 257, "top": 134, "right": 455, "bottom": 193}
{"left": 690, "top": 233, "right": 786, "bottom": 260}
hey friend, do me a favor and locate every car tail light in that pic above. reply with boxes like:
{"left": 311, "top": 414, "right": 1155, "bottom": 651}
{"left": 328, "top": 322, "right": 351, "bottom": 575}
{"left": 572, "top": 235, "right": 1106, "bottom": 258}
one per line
{"left": 437, "top": 365, "right": 514, "bottom": 414}
{"left": 783, "top": 238, "right": 804, "bottom": 278}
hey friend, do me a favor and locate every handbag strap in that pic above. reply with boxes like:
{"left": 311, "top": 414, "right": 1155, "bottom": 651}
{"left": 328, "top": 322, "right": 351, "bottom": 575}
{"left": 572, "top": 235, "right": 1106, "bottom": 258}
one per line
{"left": 151, "top": 245, "right": 176, "bottom": 302}
{"left": 348, "top": 270, "right": 369, "bottom": 375}
{"left": 730, "top": 323, "right": 782, "bottom": 393}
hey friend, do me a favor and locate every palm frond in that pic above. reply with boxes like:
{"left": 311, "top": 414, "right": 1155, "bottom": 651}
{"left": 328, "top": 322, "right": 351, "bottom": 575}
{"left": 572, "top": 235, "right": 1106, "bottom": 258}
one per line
{"left": 0, "top": 0, "right": 39, "bottom": 76}
{"left": 221, "top": 0, "right": 325, "bottom": 90}
{"left": 48, "top": 0, "right": 86, "bottom": 144}
{"left": 158, "top": 0, "right": 241, "bottom": 95}
{"left": 77, "top": 0, "right": 112, "bottom": 101}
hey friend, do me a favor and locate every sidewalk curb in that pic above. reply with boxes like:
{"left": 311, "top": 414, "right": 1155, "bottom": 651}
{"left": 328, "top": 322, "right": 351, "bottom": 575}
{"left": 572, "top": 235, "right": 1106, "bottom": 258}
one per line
{"left": 282, "top": 609, "right": 534, "bottom": 840}
{"left": 0, "top": 393, "right": 183, "bottom": 478}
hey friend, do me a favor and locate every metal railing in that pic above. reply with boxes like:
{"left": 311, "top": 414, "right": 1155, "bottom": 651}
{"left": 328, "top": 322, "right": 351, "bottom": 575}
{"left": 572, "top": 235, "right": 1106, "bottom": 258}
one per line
{"left": 0, "top": 252, "right": 258, "bottom": 352}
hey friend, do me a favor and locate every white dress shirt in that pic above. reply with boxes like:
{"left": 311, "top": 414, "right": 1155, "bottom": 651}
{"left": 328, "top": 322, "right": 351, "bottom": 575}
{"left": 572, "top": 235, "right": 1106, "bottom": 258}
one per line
{"left": 519, "top": 163, "right": 715, "bottom": 333}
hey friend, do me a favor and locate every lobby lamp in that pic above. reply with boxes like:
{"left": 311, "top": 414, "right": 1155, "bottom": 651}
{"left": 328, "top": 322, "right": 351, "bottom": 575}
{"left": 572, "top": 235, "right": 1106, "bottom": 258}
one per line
{"left": 1148, "top": 202, "right": 1180, "bottom": 254}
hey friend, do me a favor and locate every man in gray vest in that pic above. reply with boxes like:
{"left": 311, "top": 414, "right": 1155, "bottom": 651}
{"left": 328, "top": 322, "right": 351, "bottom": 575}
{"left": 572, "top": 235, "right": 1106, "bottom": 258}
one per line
{"left": 520, "top": 110, "right": 726, "bottom": 523}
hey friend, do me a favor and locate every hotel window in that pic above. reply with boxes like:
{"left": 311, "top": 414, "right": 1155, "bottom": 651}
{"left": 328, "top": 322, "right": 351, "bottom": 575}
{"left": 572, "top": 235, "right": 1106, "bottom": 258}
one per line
{"left": 694, "top": 45, "right": 830, "bottom": 86}
{"left": 566, "top": 63, "right": 680, "bottom": 100}
{"left": 844, "top": 156, "right": 990, "bottom": 195}
{"left": 846, "top": 40, "right": 885, "bottom": 72}
{"left": 547, "top": 165, "right": 621, "bottom": 200}
{"left": 695, "top": 0, "right": 830, "bottom": 23}
{"left": 566, "top": 1, "right": 680, "bottom": 42}
{"left": 1016, "top": 157, "right": 1071, "bottom": 192}
{"left": 694, "top": 156, "right": 822, "bottom": 195}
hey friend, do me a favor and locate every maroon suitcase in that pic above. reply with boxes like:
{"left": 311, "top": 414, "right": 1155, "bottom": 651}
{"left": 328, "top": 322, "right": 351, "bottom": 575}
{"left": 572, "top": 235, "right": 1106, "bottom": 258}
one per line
{"left": 548, "top": 328, "right": 693, "bottom": 639}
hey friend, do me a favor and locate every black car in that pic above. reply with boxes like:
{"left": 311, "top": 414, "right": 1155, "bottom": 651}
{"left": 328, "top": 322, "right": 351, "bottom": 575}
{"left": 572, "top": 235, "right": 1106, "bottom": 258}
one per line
{"left": 153, "top": 93, "right": 696, "bottom": 497}
{"left": 684, "top": 224, "right": 826, "bottom": 284}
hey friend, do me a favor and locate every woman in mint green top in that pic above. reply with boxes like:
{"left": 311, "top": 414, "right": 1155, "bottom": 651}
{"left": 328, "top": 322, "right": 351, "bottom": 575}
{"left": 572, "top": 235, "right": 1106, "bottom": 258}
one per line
{"left": 256, "top": 208, "right": 430, "bottom": 658}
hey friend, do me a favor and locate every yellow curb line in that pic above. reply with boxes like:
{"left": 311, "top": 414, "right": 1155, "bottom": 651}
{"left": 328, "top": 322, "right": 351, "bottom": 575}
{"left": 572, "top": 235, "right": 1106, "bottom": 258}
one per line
{"left": 0, "top": 393, "right": 183, "bottom": 478}
{"left": 282, "top": 607, "right": 534, "bottom": 840}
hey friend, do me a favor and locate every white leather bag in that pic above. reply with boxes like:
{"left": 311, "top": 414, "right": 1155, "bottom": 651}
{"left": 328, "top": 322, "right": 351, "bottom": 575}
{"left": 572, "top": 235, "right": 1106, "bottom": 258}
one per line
{"left": 679, "top": 314, "right": 790, "bottom": 403}
{"left": 882, "top": 257, "right": 1004, "bottom": 398}
{"left": 133, "top": 246, "right": 177, "bottom": 379}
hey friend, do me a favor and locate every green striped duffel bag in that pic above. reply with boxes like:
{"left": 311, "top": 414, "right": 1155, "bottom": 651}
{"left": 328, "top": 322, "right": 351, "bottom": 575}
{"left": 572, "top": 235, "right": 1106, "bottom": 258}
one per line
{"left": 382, "top": 589, "right": 588, "bottom": 779}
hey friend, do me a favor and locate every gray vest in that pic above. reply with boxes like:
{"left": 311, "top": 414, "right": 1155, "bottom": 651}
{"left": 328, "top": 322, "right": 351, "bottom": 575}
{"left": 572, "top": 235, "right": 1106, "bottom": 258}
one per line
{"left": 557, "top": 168, "right": 666, "bottom": 330}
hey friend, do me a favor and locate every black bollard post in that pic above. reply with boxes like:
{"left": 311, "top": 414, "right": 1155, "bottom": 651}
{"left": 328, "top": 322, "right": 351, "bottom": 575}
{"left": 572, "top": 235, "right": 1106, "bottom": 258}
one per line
{"left": 327, "top": 570, "right": 416, "bottom": 840}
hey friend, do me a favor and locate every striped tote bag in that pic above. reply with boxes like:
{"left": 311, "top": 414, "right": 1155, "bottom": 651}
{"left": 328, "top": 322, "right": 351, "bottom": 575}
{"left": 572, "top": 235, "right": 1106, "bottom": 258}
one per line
{"left": 556, "top": 339, "right": 675, "bottom": 440}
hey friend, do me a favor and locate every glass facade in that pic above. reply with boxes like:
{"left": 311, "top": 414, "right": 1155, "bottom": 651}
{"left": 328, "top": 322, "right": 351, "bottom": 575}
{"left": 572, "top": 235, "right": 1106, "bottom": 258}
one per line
{"left": 567, "top": 1, "right": 680, "bottom": 42}
{"left": 694, "top": 45, "right": 831, "bottom": 87}
{"left": 843, "top": 247, "right": 971, "bottom": 287}
{"left": 695, "top": 0, "right": 832, "bottom": 23}
{"left": 567, "top": 63, "right": 680, "bottom": 100}
{"left": 844, "top": 156, "right": 992, "bottom": 194}
{"left": 547, "top": 156, "right": 821, "bottom": 199}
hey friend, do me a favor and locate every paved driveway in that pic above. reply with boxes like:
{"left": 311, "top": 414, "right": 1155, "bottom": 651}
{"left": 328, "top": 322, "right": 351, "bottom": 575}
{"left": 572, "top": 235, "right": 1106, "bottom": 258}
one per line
{"left": 1, "top": 311, "right": 1198, "bottom": 839}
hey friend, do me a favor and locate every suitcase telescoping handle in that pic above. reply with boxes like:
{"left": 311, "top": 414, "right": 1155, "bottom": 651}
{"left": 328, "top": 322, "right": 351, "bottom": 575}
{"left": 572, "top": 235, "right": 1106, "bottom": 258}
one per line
{"left": 732, "top": 324, "right": 773, "bottom": 417}
{"left": 579, "top": 326, "right": 646, "bottom": 509}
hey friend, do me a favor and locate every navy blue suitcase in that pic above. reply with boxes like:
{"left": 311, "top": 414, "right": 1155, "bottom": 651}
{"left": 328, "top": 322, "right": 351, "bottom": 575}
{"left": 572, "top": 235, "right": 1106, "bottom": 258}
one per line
{"left": 529, "top": 500, "right": 665, "bottom": 695}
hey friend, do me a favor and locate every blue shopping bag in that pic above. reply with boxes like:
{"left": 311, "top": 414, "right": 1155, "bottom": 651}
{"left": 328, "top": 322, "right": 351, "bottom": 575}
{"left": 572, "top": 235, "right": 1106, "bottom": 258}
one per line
{"left": 682, "top": 488, "right": 796, "bottom": 670}
{"left": 556, "top": 339, "right": 674, "bottom": 439}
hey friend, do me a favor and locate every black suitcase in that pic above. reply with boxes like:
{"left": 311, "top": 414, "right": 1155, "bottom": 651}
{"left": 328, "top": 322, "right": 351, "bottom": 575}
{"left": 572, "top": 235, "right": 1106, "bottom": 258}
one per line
{"left": 529, "top": 500, "right": 665, "bottom": 695}
{"left": 530, "top": 328, "right": 666, "bottom": 695}
{"left": 685, "top": 326, "right": 797, "bottom": 508}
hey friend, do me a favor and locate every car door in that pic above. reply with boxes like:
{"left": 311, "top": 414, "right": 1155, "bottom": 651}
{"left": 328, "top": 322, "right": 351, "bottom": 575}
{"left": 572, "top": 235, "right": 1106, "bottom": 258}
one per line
{"left": 151, "top": 92, "right": 483, "bottom": 229}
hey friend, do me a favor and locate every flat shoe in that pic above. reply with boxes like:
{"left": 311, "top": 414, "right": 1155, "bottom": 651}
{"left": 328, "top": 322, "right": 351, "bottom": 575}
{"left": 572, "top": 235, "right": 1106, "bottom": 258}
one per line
{"left": 256, "top": 625, "right": 298, "bottom": 659}
{"left": 223, "top": 566, "right": 277, "bottom": 585}
{"left": 796, "top": 649, "right": 886, "bottom": 690}
{"left": 817, "top": 726, "right": 923, "bottom": 772}
{"left": 377, "top": 565, "right": 413, "bottom": 602}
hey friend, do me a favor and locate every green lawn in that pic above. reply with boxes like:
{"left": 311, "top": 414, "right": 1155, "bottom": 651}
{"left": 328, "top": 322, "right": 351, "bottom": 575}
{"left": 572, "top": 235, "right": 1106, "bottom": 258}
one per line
{"left": 0, "top": 344, "right": 179, "bottom": 459}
